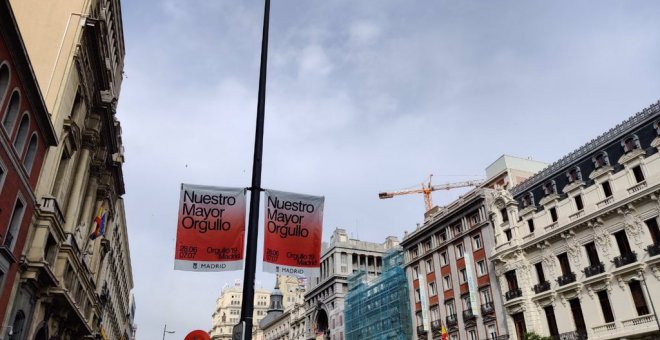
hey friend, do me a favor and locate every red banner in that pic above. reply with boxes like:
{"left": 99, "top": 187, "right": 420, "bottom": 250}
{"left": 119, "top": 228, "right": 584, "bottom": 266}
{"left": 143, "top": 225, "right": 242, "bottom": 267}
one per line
{"left": 174, "top": 184, "right": 245, "bottom": 271}
{"left": 263, "top": 189, "right": 324, "bottom": 277}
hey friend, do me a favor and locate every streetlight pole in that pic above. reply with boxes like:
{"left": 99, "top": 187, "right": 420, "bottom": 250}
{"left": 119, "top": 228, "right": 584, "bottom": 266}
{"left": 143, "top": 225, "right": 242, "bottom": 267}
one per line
{"left": 162, "top": 324, "right": 175, "bottom": 340}
{"left": 239, "top": 0, "right": 270, "bottom": 339}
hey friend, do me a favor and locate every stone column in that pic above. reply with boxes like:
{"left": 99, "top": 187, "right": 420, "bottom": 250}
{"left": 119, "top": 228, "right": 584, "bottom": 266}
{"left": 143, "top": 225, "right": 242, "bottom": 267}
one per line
{"left": 78, "top": 175, "right": 99, "bottom": 250}
{"left": 63, "top": 147, "right": 91, "bottom": 233}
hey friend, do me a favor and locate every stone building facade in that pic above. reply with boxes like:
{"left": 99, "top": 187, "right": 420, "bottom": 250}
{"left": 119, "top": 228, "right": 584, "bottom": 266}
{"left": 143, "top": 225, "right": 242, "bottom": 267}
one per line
{"left": 210, "top": 282, "right": 271, "bottom": 340}
{"left": 4, "top": 0, "right": 135, "bottom": 338}
{"left": 400, "top": 155, "right": 545, "bottom": 340}
{"left": 0, "top": 1, "right": 58, "bottom": 337}
{"left": 304, "top": 228, "right": 399, "bottom": 340}
{"left": 489, "top": 101, "right": 660, "bottom": 340}
{"left": 260, "top": 276, "right": 307, "bottom": 340}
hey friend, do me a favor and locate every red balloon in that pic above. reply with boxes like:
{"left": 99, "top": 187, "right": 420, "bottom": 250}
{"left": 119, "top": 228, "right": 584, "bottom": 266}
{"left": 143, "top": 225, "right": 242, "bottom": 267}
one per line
{"left": 184, "top": 330, "right": 211, "bottom": 340}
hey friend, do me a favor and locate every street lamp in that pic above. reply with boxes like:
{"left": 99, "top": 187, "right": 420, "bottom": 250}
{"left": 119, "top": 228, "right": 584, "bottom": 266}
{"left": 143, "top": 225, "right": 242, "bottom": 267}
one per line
{"left": 162, "top": 324, "right": 175, "bottom": 340}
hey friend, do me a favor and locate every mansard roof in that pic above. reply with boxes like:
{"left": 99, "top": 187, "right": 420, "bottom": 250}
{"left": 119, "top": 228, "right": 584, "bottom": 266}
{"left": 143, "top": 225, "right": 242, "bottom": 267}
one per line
{"left": 511, "top": 100, "right": 660, "bottom": 197}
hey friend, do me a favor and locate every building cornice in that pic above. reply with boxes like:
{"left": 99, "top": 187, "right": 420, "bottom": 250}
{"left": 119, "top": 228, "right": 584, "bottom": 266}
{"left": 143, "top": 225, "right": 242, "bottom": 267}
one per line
{"left": 511, "top": 101, "right": 660, "bottom": 196}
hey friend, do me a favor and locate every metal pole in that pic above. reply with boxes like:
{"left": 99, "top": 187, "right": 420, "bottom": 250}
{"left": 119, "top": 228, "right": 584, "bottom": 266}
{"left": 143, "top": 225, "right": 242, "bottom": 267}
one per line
{"left": 240, "top": 0, "right": 270, "bottom": 339}
{"left": 162, "top": 324, "right": 166, "bottom": 340}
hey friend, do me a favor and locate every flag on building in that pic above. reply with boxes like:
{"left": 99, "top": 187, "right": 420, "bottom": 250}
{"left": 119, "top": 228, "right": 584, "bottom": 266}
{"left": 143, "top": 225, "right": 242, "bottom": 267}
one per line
{"left": 90, "top": 207, "right": 108, "bottom": 240}
{"left": 441, "top": 325, "right": 448, "bottom": 340}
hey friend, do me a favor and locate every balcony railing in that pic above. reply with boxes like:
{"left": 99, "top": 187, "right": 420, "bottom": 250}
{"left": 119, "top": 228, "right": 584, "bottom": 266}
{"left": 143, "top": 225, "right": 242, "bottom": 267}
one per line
{"left": 550, "top": 330, "right": 587, "bottom": 340}
{"left": 431, "top": 320, "right": 441, "bottom": 331}
{"left": 481, "top": 302, "right": 495, "bottom": 315}
{"left": 583, "top": 262, "right": 605, "bottom": 278}
{"left": 613, "top": 251, "right": 637, "bottom": 268}
{"left": 592, "top": 322, "right": 616, "bottom": 335}
{"left": 628, "top": 180, "right": 647, "bottom": 194}
{"left": 463, "top": 308, "right": 476, "bottom": 320}
{"left": 596, "top": 196, "right": 614, "bottom": 208}
{"left": 505, "top": 288, "right": 522, "bottom": 301}
{"left": 647, "top": 243, "right": 660, "bottom": 257}
{"left": 557, "top": 272, "right": 576, "bottom": 286}
{"left": 534, "top": 281, "right": 551, "bottom": 294}
{"left": 622, "top": 314, "right": 656, "bottom": 328}
{"left": 446, "top": 314, "right": 458, "bottom": 326}
{"left": 416, "top": 325, "right": 426, "bottom": 334}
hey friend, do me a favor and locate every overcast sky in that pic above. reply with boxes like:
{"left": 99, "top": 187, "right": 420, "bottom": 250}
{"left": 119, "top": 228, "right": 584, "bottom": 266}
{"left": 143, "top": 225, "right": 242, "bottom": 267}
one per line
{"left": 116, "top": 1, "right": 660, "bottom": 337}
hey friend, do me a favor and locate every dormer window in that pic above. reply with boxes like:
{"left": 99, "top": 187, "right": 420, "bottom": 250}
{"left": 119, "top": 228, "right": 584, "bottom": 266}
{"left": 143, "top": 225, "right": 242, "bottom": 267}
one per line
{"left": 654, "top": 121, "right": 660, "bottom": 136}
{"left": 592, "top": 151, "right": 610, "bottom": 169}
{"left": 566, "top": 167, "right": 582, "bottom": 183}
{"left": 621, "top": 135, "right": 641, "bottom": 153}
{"left": 543, "top": 181, "right": 557, "bottom": 196}
{"left": 522, "top": 192, "right": 535, "bottom": 208}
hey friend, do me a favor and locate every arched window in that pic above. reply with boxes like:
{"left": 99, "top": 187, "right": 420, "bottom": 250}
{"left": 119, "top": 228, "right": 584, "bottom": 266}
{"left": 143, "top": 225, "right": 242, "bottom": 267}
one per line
{"left": 24, "top": 134, "right": 38, "bottom": 174}
{"left": 566, "top": 166, "right": 582, "bottom": 183}
{"left": 0, "top": 62, "right": 9, "bottom": 106}
{"left": 621, "top": 135, "right": 641, "bottom": 153}
{"left": 543, "top": 181, "right": 557, "bottom": 196}
{"left": 592, "top": 151, "right": 610, "bottom": 168}
{"left": 2, "top": 90, "right": 20, "bottom": 134}
{"left": 9, "top": 310, "right": 25, "bottom": 340}
{"left": 522, "top": 192, "right": 535, "bottom": 207}
{"left": 13, "top": 113, "right": 29, "bottom": 154}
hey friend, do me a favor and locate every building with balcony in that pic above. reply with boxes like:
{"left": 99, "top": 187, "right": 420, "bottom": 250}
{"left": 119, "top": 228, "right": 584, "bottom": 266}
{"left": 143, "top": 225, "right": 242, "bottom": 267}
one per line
{"left": 260, "top": 275, "right": 307, "bottom": 340}
{"left": 489, "top": 101, "right": 660, "bottom": 340}
{"left": 210, "top": 281, "right": 271, "bottom": 340}
{"left": 4, "top": 0, "right": 134, "bottom": 339}
{"left": 400, "top": 155, "right": 545, "bottom": 340}
{"left": 304, "top": 228, "right": 399, "bottom": 340}
{"left": 344, "top": 249, "right": 412, "bottom": 340}
{"left": 0, "top": 0, "right": 58, "bottom": 336}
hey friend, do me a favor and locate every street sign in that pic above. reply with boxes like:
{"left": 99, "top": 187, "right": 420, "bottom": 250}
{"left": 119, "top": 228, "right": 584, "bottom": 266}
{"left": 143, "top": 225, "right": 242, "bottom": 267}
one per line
{"left": 232, "top": 321, "right": 245, "bottom": 340}
{"left": 184, "top": 330, "right": 211, "bottom": 340}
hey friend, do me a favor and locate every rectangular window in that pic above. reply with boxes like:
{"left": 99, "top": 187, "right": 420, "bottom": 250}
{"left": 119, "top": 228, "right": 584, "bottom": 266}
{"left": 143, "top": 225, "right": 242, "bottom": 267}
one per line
{"left": 470, "top": 212, "right": 480, "bottom": 226}
{"left": 476, "top": 260, "right": 487, "bottom": 276}
{"left": 486, "top": 324, "right": 497, "bottom": 339}
{"left": 504, "top": 229, "right": 512, "bottom": 241}
{"left": 501, "top": 208, "right": 509, "bottom": 223}
{"left": 445, "top": 300, "right": 455, "bottom": 315}
{"left": 535, "top": 262, "right": 546, "bottom": 283}
{"left": 426, "top": 259, "right": 434, "bottom": 273}
{"left": 438, "top": 229, "right": 448, "bottom": 242}
{"left": 473, "top": 234, "right": 482, "bottom": 250}
{"left": 443, "top": 275, "right": 452, "bottom": 290}
{"left": 411, "top": 247, "right": 419, "bottom": 259}
{"left": 4, "top": 197, "right": 25, "bottom": 251}
{"left": 454, "top": 222, "right": 463, "bottom": 234}
{"left": 549, "top": 207, "right": 558, "bottom": 222}
{"left": 460, "top": 268, "right": 467, "bottom": 283}
{"left": 585, "top": 242, "right": 600, "bottom": 267}
{"left": 505, "top": 270, "right": 519, "bottom": 290}
{"left": 544, "top": 305, "right": 560, "bottom": 336}
{"left": 430, "top": 306, "right": 440, "bottom": 321}
{"left": 557, "top": 253, "right": 571, "bottom": 275}
{"left": 575, "top": 195, "right": 584, "bottom": 211}
{"left": 424, "top": 240, "right": 432, "bottom": 252}
{"left": 527, "top": 219, "right": 535, "bottom": 233}
{"left": 415, "top": 288, "right": 421, "bottom": 302}
{"left": 614, "top": 230, "right": 633, "bottom": 255}
{"left": 463, "top": 295, "right": 471, "bottom": 309}
{"left": 633, "top": 165, "right": 645, "bottom": 183}
{"left": 456, "top": 243, "right": 464, "bottom": 258}
{"left": 0, "top": 161, "right": 6, "bottom": 194}
{"left": 480, "top": 288, "right": 492, "bottom": 304}
{"left": 412, "top": 266, "right": 419, "bottom": 278}
{"left": 440, "top": 252, "right": 448, "bottom": 266}
{"left": 629, "top": 280, "right": 650, "bottom": 316}
{"left": 429, "top": 282, "right": 437, "bottom": 296}
{"left": 602, "top": 181, "right": 613, "bottom": 198}
{"left": 597, "top": 290, "right": 615, "bottom": 323}
{"left": 645, "top": 218, "right": 660, "bottom": 244}
{"left": 467, "top": 329, "right": 477, "bottom": 340}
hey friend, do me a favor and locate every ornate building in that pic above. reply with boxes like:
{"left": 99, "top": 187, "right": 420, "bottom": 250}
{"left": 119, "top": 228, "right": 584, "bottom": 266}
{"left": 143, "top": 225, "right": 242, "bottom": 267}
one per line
{"left": 210, "top": 281, "right": 271, "bottom": 340}
{"left": 304, "top": 228, "right": 399, "bottom": 340}
{"left": 489, "top": 101, "right": 660, "bottom": 340}
{"left": 4, "top": 0, "right": 135, "bottom": 338}
{"left": 260, "top": 276, "right": 307, "bottom": 340}
{"left": 0, "top": 0, "right": 58, "bottom": 336}
{"left": 400, "top": 155, "right": 544, "bottom": 340}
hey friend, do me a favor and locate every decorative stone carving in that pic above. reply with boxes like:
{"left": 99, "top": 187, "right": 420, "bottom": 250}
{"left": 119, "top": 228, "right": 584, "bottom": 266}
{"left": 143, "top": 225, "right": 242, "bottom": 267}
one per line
{"left": 618, "top": 148, "right": 645, "bottom": 165}
{"left": 562, "top": 231, "right": 582, "bottom": 268}
{"left": 73, "top": 222, "right": 87, "bottom": 249}
{"left": 651, "top": 266, "right": 660, "bottom": 281}
{"left": 539, "top": 242, "right": 556, "bottom": 279}
{"left": 590, "top": 219, "right": 612, "bottom": 258}
{"left": 619, "top": 205, "right": 644, "bottom": 246}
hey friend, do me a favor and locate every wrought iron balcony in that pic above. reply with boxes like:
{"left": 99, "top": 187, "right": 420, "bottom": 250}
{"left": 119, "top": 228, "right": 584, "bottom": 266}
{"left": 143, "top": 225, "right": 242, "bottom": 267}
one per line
{"left": 463, "top": 308, "right": 476, "bottom": 320}
{"left": 647, "top": 243, "right": 660, "bottom": 257}
{"left": 431, "top": 320, "right": 441, "bottom": 331}
{"left": 416, "top": 325, "right": 426, "bottom": 334}
{"left": 583, "top": 262, "right": 605, "bottom": 277}
{"left": 557, "top": 272, "right": 576, "bottom": 286}
{"left": 613, "top": 251, "right": 637, "bottom": 268}
{"left": 481, "top": 302, "right": 495, "bottom": 315}
{"left": 534, "top": 280, "right": 551, "bottom": 294}
{"left": 505, "top": 288, "right": 522, "bottom": 300}
{"left": 446, "top": 314, "right": 458, "bottom": 326}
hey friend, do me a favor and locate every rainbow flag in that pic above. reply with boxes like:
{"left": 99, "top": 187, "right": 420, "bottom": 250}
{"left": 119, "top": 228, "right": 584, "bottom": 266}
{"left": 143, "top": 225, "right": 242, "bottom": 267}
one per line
{"left": 441, "top": 325, "right": 448, "bottom": 340}
{"left": 89, "top": 207, "right": 107, "bottom": 240}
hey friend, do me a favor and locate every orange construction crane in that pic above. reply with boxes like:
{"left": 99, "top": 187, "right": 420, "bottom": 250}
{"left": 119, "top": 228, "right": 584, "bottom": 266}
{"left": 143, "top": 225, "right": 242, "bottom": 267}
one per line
{"left": 378, "top": 175, "right": 483, "bottom": 212}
